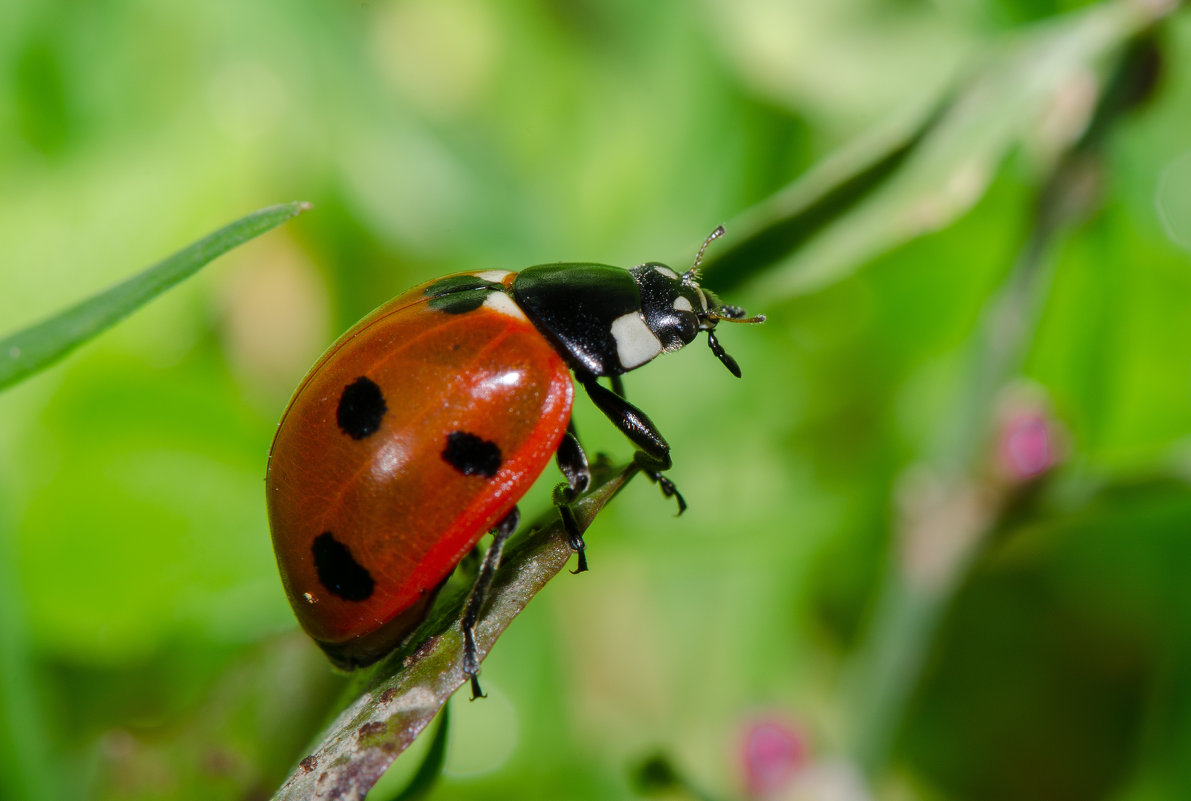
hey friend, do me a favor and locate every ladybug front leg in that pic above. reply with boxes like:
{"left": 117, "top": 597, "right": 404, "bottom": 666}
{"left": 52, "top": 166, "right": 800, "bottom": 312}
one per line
{"left": 461, "top": 506, "right": 520, "bottom": 700}
{"left": 609, "top": 373, "right": 626, "bottom": 399}
{"left": 579, "top": 376, "right": 687, "bottom": 514}
{"left": 554, "top": 422, "right": 591, "bottom": 574}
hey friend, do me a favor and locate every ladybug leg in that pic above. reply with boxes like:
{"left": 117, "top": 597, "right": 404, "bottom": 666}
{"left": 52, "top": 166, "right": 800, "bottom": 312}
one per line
{"left": 579, "top": 376, "right": 687, "bottom": 514}
{"left": 459, "top": 543, "right": 484, "bottom": 576}
{"left": 632, "top": 453, "right": 686, "bottom": 514}
{"left": 553, "top": 422, "right": 591, "bottom": 574}
{"left": 461, "top": 506, "right": 520, "bottom": 700}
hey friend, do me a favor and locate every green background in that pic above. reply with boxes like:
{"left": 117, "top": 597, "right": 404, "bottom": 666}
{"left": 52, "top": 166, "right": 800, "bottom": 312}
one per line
{"left": 2, "top": 1, "right": 1190, "bottom": 799}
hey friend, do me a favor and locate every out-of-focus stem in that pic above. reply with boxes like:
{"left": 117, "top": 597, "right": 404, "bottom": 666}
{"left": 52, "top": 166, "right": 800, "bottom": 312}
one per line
{"left": 842, "top": 29, "right": 1164, "bottom": 776}
{"left": 0, "top": 497, "right": 63, "bottom": 801}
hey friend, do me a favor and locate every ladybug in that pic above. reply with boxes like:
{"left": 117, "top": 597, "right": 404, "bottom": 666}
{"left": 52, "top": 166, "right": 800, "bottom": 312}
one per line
{"left": 265, "top": 226, "right": 763, "bottom": 696}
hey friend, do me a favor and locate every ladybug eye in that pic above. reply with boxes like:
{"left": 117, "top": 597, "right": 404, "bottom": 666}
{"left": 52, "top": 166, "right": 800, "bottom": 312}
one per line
{"left": 641, "top": 300, "right": 697, "bottom": 352}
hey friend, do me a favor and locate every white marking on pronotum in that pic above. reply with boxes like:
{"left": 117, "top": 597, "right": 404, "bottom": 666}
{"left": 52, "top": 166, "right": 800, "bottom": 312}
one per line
{"left": 482, "top": 292, "right": 528, "bottom": 320}
{"left": 610, "top": 312, "right": 662, "bottom": 369}
{"left": 474, "top": 270, "right": 512, "bottom": 283}
{"left": 653, "top": 265, "right": 679, "bottom": 280}
{"left": 672, "top": 296, "right": 693, "bottom": 312}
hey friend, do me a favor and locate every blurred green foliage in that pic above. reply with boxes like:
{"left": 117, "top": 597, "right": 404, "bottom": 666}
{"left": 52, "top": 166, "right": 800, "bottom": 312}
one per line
{"left": 2, "top": 1, "right": 1190, "bottom": 800}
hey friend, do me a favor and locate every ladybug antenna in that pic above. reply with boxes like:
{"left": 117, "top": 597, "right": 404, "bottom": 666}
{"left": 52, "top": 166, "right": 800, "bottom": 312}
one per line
{"left": 683, "top": 224, "right": 726, "bottom": 286}
{"left": 712, "top": 305, "right": 767, "bottom": 325}
{"left": 694, "top": 224, "right": 725, "bottom": 269}
{"left": 702, "top": 289, "right": 767, "bottom": 327}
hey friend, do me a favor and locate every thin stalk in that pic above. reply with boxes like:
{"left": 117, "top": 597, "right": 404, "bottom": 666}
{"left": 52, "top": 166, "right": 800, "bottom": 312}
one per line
{"left": 842, "top": 30, "right": 1163, "bottom": 775}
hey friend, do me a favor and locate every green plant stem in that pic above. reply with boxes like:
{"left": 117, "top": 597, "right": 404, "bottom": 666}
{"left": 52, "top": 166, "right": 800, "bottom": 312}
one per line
{"left": 842, "top": 27, "right": 1163, "bottom": 776}
{"left": 0, "top": 495, "right": 62, "bottom": 801}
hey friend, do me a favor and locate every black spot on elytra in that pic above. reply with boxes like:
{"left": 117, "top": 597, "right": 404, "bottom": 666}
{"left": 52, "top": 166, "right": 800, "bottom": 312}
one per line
{"left": 312, "top": 532, "right": 374, "bottom": 601}
{"left": 442, "top": 431, "right": 502, "bottom": 477}
{"left": 428, "top": 289, "right": 490, "bottom": 315}
{"left": 426, "top": 275, "right": 501, "bottom": 296}
{"left": 425, "top": 275, "right": 504, "bottom": 315}
{"left": 337, "top": 376, "right": 386, "bottom": 439}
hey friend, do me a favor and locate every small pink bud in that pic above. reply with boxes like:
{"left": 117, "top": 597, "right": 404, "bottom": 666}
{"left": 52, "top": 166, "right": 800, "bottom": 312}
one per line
{"left": 739, "top": 716, "right": 808, "bottom": 798}
{"left": 998, "top": 410, "right": 1057, "bottom": 479}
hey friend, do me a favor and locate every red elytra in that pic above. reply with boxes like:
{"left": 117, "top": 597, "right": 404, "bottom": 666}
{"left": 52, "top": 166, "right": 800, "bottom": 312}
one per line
{"left": 265, "top": 271, "right": 573, "bottom": 668}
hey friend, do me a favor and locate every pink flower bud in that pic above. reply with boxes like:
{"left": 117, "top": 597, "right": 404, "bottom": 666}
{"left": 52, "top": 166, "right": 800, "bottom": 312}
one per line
{"left": 739, "top": 716, "right": 808, "bottom": 798}
{"left": 998, "top": 409, "right": 1058, "bottom": 480}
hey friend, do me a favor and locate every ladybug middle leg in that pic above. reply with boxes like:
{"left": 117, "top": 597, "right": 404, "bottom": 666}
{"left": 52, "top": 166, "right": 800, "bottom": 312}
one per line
{"left": 461, "top": 506, "right": 520, "bottom": 700}
{"left": 579, "top": 375, "right": 687, "bottom": 514}
{"left": 553, "top": 421, "right": 591, "bottom": 574}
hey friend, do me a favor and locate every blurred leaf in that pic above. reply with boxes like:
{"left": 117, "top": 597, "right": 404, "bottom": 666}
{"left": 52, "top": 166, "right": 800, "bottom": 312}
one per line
{"left": 0, "top": 201, "right": 311, "bottom": 392}
{"left": 271, "top": 461, "right": 636, "bottom": 801}
{"left": 705, "top": 0, "right": 1176, "bottom": 299}
{"left": 706, "top": 96, "right": 945, "bottom": 294}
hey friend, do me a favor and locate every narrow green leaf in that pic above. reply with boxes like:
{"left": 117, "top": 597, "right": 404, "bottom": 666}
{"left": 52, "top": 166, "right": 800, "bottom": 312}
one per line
{"left": 271, "top": 460, "right": 638, "bottom": 801}
{"left": 0, "top": 201, "right": 311, "bottom": 392}
{"left": 706, "top": 97, "right": 947, "bottom": 295}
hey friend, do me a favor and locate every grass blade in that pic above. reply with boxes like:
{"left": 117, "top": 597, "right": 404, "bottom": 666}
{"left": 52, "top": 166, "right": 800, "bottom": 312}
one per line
{"left": 0, "top": 201, "right": 311, "bottom": 392}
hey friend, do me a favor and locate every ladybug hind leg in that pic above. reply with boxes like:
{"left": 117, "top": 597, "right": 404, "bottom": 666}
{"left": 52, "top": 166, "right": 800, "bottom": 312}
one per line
{"left": 579, "top": 376, "right": 687, "bottom": 515}
{"left": 554, "top": 421, "right": 592, "bottom": 574}
{"left": 461, "top": 506, "right": 520, "bottom": 700}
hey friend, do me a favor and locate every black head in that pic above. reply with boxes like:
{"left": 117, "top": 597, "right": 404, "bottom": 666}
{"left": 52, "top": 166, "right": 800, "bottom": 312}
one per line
{"left": 629, "top": 226, "right": 765, "bottom": 377}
